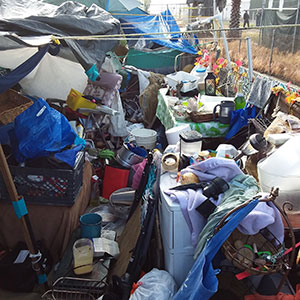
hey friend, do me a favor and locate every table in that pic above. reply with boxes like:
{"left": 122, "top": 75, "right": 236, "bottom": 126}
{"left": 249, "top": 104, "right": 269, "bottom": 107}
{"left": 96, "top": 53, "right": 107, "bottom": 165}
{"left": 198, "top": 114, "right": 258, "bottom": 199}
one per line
{"left": 0, "top": 161, "right": 92, "bottom": 263}
{"left": 156, "top": 88, "right": 230, "bottom": 138}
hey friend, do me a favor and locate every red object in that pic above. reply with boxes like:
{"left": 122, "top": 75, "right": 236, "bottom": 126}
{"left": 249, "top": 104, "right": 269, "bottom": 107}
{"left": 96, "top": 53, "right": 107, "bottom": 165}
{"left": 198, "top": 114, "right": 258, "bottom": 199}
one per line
{"left": 102, "top": 165, "right": 129, "bottom": 199}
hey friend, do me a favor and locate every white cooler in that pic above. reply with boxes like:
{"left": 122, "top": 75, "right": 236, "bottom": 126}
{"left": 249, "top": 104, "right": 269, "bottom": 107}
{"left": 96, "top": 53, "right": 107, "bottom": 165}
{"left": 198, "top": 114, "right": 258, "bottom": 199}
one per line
{"left": 159, "top": 172, "right": 195, "bottom": 287}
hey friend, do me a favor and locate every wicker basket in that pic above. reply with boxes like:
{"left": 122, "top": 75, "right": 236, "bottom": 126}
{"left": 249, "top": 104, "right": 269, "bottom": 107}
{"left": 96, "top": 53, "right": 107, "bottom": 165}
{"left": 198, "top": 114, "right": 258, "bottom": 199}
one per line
{"left": 0, "top": 89, "right": 33, "bottom": 125}
{"left": 223, "top": 228, "right": 287, "bottom": 275}
{"left": 188, "top": 111, "right": 214, "bottom": 123}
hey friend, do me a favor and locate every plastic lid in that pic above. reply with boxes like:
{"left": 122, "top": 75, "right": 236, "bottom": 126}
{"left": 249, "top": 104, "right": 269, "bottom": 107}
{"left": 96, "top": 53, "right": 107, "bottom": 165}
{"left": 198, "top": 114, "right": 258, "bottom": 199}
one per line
{"left": 196, "top": 68, "right": 206, "bottom": 73}
{"left": 179, "top": 130, "right": 202, "bottom": 142}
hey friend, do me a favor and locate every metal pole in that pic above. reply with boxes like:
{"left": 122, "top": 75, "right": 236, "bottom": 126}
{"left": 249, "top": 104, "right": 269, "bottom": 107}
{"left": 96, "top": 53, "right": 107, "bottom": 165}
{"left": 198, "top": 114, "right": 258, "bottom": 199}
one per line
{"left": 269, "top": 29, "right": 276, "bottom": 73}
{"left": 213, "top": 0, "right": 217, "bottom": 42}
{"left": 246, "top": 37, "right": 253, "bottom": 83}
{"left": 292, "top": 0, "right": 300, "bottom": 53}
{"left": 239, "top": 38, "right": 242, "bottom": 53}
{"left": 259, "top": 0, "right": 267, "bottom": 45}
{"left": 218, "top": 15, "right": 232, "bottom": 71}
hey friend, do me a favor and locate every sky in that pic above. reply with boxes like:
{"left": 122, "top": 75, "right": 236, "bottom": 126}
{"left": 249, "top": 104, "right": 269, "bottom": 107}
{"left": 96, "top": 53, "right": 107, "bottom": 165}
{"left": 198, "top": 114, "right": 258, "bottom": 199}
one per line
{"left": 148, "top": 0, "right": 251, "bottom": 21}
{"left": 149, "top": 0, "right": 184, "bottom": 14}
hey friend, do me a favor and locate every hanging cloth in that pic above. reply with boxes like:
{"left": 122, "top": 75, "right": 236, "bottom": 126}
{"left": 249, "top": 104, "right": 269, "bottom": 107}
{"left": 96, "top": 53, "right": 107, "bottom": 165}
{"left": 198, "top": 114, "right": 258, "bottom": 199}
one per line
{"left": 0, "top": 44, "right": 58, "bottom": 94}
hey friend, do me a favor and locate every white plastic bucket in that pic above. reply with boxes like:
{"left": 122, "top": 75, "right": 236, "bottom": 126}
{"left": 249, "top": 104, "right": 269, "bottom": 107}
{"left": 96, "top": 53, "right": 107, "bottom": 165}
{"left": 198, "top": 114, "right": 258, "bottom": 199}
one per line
{"left": 131, "top": 128, "right": 157, "bottom": 149}
{"left": 165, "top": 124, "right": 191, "bottom": 145}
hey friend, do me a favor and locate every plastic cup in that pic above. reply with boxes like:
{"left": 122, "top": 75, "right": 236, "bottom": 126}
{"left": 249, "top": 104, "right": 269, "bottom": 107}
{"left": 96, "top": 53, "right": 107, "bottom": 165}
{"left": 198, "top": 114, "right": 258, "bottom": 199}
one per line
{"left": 80, "top": 213, "right": 102, "bottom": 239}
{"left": 73, "top": 238, "right": 94, "bottom": 275}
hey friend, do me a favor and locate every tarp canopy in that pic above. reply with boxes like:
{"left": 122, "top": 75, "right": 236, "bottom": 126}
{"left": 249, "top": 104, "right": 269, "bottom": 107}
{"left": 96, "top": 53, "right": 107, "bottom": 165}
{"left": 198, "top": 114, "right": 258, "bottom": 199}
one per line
{"left": 42, "top": 0, "right": 142, "bottom": 12}
{"left": 261, "top": 9, "right": 300, "bottom": 52}
{"left": 0, "top": 0, "right": 120, "bottom": 71}
{"left": 118, "top": 9, "right": 197, "bottom": 54}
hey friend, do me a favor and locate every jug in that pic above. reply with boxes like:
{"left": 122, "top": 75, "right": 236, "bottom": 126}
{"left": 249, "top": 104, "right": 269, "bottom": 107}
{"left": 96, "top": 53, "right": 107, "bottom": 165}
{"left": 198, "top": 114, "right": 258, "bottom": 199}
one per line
{"left": 213, "top": 100, "right": 235, "bottom": 124}
{"left": 73, "top": 238, "right": 94, "bottom": 275}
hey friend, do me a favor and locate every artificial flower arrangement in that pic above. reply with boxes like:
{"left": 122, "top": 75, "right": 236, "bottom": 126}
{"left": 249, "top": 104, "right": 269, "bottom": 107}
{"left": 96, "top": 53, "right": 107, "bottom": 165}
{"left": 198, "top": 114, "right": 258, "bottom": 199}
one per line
{"left": 195, "top": 47, "right": 248, "bottom": 94}
{"left": 272, "top": 82, "right": 300, "bottom": 104}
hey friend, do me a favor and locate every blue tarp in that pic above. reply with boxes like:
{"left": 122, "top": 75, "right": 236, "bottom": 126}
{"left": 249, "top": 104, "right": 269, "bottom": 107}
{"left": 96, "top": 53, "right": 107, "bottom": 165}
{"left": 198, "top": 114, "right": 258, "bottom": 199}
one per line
{"left": 118, "top": 9, "right": 197, "bottom": 54}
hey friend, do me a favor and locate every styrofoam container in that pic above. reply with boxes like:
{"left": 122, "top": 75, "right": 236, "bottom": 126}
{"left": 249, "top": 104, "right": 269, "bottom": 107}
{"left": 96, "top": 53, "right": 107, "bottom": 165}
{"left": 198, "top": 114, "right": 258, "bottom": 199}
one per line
{"left": 166, "top": 71, "right": 198, "bottom": 93}
{"left": 165, "top": 124, "right": 191, "bottom": 145}
{"left": 131, "top": 128, "right": 157, "bottom": 149}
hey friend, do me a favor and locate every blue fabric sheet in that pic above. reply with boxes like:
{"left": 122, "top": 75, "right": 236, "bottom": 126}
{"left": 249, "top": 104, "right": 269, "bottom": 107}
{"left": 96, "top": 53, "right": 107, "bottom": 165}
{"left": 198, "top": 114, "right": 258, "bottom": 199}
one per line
{"left": 117, "top": 9, "right": 196, "bottom": 54}
{"left": 172, "top": 198, "right": 259, "bottom": 300}
{"left": 225, "top": 104, "right": 258, "bottom": 140}
{"left": 0, "top": 44, "right": 50, "bottom": 94}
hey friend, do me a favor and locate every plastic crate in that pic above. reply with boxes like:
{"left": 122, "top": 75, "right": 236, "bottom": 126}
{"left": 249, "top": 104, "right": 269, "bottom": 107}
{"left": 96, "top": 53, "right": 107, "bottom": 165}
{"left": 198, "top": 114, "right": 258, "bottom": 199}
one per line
{"left": 0, "top": 152, "right": 85, "bottom": 206}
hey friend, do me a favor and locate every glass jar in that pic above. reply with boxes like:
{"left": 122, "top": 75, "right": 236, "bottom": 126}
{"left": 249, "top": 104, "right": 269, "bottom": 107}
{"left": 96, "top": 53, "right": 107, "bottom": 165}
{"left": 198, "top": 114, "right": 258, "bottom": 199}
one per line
{"left": 73, "top": 238, "right": 94, "bottom": 275}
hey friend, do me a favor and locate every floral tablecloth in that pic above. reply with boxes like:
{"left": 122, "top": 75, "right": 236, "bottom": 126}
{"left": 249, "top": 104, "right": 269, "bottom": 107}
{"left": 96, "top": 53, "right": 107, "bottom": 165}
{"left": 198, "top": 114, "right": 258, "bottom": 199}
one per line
{"left": 156, "top": 88, "right": 229, "bottom": 138}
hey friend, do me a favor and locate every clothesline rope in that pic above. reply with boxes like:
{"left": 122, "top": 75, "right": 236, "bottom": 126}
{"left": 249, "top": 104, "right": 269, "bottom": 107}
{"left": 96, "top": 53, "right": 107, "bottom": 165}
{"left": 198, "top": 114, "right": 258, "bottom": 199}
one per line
{"left": 51, "top": 24, "right": 300, "bottom": 41}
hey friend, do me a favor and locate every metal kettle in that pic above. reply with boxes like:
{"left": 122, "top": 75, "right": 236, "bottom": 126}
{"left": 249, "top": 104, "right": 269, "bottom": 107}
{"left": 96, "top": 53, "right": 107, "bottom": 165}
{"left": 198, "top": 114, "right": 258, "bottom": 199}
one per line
{"left": 213, "top": 100, "right": 235, "bottom": 124}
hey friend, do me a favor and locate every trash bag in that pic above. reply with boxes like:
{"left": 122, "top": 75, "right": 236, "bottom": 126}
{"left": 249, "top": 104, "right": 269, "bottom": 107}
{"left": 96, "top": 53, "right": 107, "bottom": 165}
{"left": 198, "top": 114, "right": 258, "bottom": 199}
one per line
{"left": 129, "top": 268, "right": 177, "bottom": 300}
{"left": 14, "top": 98, "right": 77, "bottom": 162}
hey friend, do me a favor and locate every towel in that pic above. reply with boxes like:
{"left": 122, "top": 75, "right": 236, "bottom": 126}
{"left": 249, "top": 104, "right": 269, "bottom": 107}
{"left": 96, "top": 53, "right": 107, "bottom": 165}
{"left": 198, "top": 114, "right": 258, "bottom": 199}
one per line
{"left": 247, "top": 76, "right": 277, "bottom": 108}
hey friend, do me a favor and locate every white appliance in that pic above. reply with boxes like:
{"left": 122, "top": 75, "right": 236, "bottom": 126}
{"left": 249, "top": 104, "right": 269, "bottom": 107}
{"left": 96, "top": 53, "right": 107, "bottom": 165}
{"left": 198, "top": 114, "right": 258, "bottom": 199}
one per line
{"left": 159, "top": 172, "right": 195, "bottom": 287}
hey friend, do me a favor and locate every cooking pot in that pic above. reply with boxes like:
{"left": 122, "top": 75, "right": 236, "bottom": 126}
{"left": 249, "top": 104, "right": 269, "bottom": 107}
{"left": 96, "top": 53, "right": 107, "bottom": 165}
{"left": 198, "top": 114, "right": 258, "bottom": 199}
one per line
{"left": 116, "top": 143, "right": 144, "bottom": 168}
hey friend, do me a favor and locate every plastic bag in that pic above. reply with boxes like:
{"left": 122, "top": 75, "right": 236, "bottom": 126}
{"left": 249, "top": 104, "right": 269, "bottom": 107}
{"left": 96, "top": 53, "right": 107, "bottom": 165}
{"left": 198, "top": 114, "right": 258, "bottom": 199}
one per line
{"left": 129, "top": 268, "right": 177, "bottom": 300}
{"left": 14, "top": 98, "right": 77, "bottom": 162}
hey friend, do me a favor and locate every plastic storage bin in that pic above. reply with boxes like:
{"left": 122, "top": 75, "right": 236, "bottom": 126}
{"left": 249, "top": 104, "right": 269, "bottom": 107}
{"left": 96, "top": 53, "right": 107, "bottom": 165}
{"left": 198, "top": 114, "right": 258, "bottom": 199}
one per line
{"left": 0, "top": 151, "right": 85, "bottom": 206}
{"left": 159, "top": 172, "right": 195, "bottom": 287}
{"left": 66, "top": 88, "right": 96, "bottom": 114}
{"left": 166, "top": 71, "right": 198, "bottom": 93}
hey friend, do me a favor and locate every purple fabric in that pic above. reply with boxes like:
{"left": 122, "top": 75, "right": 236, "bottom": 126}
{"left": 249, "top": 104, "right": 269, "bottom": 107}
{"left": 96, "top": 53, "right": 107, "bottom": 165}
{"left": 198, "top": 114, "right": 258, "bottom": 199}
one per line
{"left": 165, "top": 158, "right": 243, "bottom": 247}
{"left": 238, "top": 195, "right": 284, "bottom": 244}
{"left": 92, "top": 72, "right": 122, "bottom": 90}
{"left": 131, "top": 159, "right": 147, "bottom": 190}
{"left": 165, "top": 188, "right": 222, "bottom": 247}
{"left": 180, "top": 157, "right": 243, "bottom": 183}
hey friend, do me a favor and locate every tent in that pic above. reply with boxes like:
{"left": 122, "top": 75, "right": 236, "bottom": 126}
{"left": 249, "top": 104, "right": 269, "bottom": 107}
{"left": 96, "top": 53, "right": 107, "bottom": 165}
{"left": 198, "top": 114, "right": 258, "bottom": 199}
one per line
{"left": 0, "top": 0, "right": 120, "bottom": 99}
{"left": 261, "top": 9, "right": 300, "bottom": 52}
{"left": 43, "top": 0, "right": 142, "bottom": 12}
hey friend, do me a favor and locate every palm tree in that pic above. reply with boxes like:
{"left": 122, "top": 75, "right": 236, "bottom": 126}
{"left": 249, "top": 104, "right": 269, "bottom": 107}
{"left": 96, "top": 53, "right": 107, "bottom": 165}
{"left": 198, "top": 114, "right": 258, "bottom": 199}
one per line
{"left": 228, "top": 0, "right": 242, "bottom": 38}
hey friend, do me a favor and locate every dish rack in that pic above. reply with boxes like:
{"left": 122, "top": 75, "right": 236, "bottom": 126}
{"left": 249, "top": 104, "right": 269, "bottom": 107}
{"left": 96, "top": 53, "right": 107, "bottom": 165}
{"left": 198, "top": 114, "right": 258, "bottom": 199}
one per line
{"left": 216, "top": 188, "right": 296, "bottom": 293}
{"left": 42, "top": 277, "right": 107, "bottom": 300}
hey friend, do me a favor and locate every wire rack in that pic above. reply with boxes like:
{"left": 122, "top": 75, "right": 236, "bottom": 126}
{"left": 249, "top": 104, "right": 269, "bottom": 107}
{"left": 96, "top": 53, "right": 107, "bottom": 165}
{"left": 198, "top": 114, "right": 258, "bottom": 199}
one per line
{"left": 42, "top": 277, "right": 107, "bottom": 300}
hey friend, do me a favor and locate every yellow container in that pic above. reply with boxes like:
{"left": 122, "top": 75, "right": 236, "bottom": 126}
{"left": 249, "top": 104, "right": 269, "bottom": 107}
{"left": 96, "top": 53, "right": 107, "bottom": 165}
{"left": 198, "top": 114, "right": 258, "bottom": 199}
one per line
{"left": 66, "top": 88, "right": 96, "bottom": 114}
{"left": 73, "top": 238, "right": 94, "bottom": 275}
